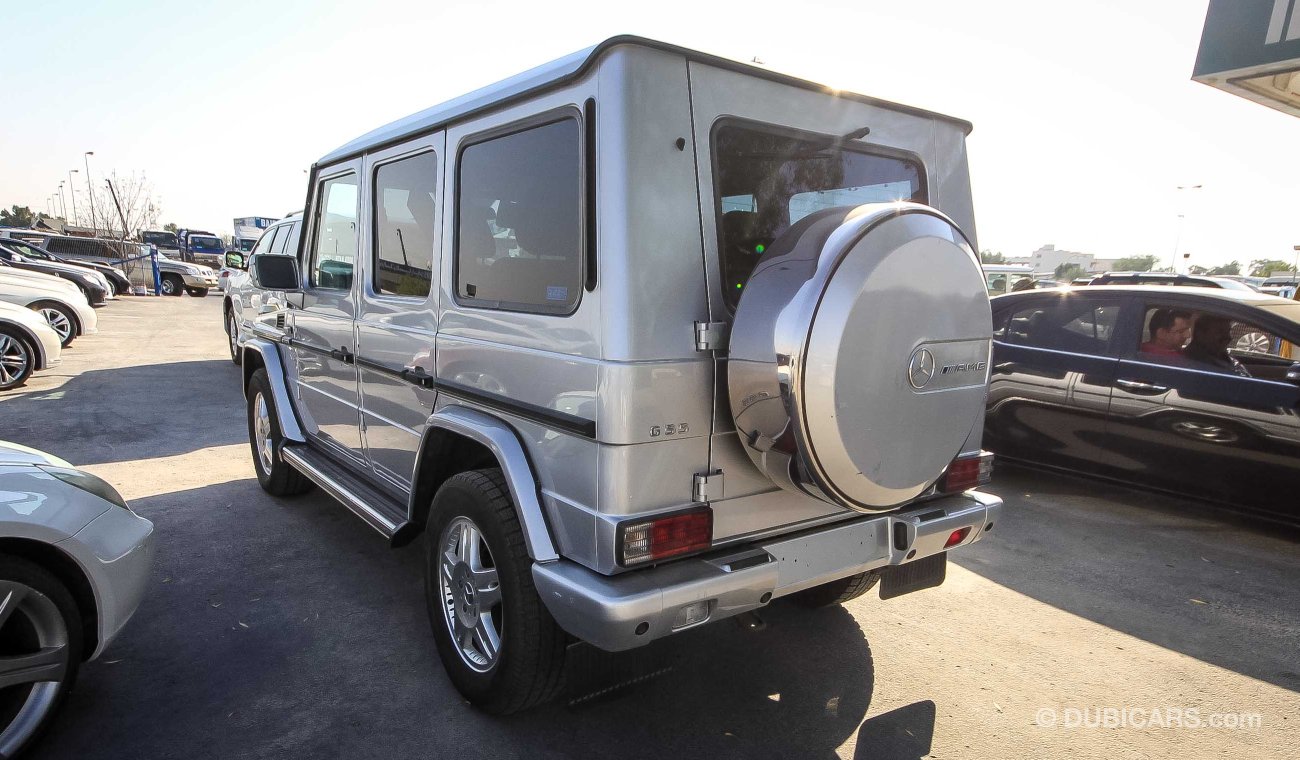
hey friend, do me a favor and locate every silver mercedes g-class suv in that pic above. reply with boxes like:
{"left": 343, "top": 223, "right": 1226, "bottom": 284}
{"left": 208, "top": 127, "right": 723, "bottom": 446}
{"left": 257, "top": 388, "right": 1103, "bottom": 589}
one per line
{"left": 241, "top": 36, "right": 1002, "bottom": 713}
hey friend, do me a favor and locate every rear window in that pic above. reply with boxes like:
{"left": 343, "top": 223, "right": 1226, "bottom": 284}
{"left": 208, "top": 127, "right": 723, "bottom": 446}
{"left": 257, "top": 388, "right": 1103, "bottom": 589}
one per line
{"left": 712, "top": 123, "right": 925, "bottom": 310}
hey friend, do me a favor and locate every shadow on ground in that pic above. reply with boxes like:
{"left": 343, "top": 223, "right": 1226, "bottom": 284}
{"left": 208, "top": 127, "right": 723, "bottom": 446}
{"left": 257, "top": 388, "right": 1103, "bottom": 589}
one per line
{"left": 37, "top": 477, "right": 885, "bottom": 760}
{"left": 0, "top": 359, "right": 244, "bottom": 465}
{"left": 955, "top": 462, "right": 1300, "bottom": 693}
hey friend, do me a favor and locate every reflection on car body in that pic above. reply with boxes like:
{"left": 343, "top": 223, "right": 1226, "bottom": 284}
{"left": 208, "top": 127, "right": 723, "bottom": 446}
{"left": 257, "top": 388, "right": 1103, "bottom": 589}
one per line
{"left": 985, "top": 286, "right": 1300, "bottom": 524}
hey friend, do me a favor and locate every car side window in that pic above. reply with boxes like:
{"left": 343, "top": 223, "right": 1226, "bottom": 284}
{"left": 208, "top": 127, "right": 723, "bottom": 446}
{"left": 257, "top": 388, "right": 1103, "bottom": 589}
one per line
{"left": 309, "top": 175, "right": 359, "bottom": 291}
{"left": 456, "top": 118, "right": 582, "bottom": 314}
{"left": 1005, "top": 299, "right": 1120, "bottom": 354}
{"left": 373, "top": 151, "right": 437, "bottom": 298}
{"left": 252, "top": 227, "right": 279, "bottom": 258}
{"left": 1137, "top": 304, "right": 1284, "bottom": 376}
{"left": 270, "top": 225, "right": 292, "bottom": 255}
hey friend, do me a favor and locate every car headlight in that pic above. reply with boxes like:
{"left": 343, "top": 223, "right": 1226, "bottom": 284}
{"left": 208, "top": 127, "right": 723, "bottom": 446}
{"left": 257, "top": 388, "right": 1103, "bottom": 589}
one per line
{"left": 185, "top": 266, "right": 201, "bottom": 275}
{"left": 36, "top": 465, "right": 131, "bottom": 510}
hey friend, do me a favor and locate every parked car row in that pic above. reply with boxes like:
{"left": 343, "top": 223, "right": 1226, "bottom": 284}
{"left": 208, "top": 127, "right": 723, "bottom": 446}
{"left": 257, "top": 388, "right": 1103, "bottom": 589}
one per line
{"left": 0, "top": 237, "right": 112, "bottom": 391}
{"left": 0, "top": 230, "right": 220, "bottom": 298}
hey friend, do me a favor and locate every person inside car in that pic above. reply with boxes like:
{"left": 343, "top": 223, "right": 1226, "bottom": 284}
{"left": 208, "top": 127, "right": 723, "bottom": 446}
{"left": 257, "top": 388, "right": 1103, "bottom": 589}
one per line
{"left": 1140, "top": 308, "right": 1192, "bottom": 357}
{"left": 1182, "top": 314, "right": 1251, "bottom": 377}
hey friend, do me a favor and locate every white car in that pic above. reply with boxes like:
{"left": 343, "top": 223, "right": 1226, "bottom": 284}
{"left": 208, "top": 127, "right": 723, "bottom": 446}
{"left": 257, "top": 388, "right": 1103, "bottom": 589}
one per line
{"left": 0, "top": 302, "right": 62, "bottom": 391}
{"left": 0, "top": 441, "right": 155, "bottom": 756}
{"left": 0, "top": 270, "right": 98, "bottom": 348}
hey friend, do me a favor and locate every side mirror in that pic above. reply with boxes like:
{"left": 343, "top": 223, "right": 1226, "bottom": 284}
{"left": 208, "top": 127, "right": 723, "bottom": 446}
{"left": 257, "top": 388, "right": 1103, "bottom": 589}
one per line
{"left": 225, "top": 252, "right": 245, "bottom": 270}
{"left": 1287, "top": 362, "right": 1300, "bottom": 384}
{"left": 252, "top": 255, "right": 301, "bottom": 291}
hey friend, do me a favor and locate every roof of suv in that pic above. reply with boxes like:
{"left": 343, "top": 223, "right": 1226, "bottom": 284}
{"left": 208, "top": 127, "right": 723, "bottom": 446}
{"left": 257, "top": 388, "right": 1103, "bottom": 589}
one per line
{"left": 317, "top": 36, "right": 974, "bottom": 166}
{"left": 1087, "top": 272, "right": 1253, "bottom": 290}
{"left": 995, "top": 284, "right": 1292, "bottom": 306}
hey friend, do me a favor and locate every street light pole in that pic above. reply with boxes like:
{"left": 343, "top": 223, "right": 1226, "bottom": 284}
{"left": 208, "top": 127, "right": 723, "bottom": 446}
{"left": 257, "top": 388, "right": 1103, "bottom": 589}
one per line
{"left": 57, "top": 182, "right": 66, "bottom": 221}
{"left": 1171, "top": 184, "right": 1202, "bottom": 273}
{"left": 67, "top": 169, "right": 80, "bottom": 227}
{"left": 83, "top": 151, "right": 96, "bottom": 234}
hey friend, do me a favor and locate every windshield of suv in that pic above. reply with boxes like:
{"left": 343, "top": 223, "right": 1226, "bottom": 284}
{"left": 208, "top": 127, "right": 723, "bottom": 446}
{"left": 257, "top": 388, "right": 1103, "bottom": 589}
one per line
{"left": 713, "top": 123, "right": 926, "bottom": 310}
{"left": 190, "top": 236, "right": 222, "bottom": 249}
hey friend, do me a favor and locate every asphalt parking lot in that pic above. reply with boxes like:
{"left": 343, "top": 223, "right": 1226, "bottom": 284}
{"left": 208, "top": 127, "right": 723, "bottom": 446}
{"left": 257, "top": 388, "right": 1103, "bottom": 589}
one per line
{"left": 2, "top": 296, "right": 1298, "bottom": 759}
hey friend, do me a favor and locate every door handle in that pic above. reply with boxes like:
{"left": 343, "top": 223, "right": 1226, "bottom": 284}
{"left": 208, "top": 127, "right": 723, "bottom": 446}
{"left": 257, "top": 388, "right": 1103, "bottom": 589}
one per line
{"left": 1116, "top": 378, "right": 1168, "bottom": 393}
{"left": 401, "top": 365, "right": 434, "bottom": 388}
{"left": 994, "top": 362, "right": 1017, "bottom": 372}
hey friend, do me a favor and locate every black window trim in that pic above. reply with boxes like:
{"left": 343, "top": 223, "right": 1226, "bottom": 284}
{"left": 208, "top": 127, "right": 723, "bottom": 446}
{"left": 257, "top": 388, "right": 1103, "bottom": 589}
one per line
{"left": 451, "top": 105, "right": 588, "bottom": 317}
{"left": 707, "top": 116, "right": 930, "bottom": 315}
{"left": 305, "top": 168, "right": 360, "bottom": 293}
{"left": 368, "top": 146, "right": 440, "bottom": 302}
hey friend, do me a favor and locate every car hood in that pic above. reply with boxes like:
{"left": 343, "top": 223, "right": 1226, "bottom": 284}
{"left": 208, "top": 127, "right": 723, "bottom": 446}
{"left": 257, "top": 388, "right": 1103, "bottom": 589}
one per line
{"left": 0, "top": 441, "right": 73, "bottom": 468}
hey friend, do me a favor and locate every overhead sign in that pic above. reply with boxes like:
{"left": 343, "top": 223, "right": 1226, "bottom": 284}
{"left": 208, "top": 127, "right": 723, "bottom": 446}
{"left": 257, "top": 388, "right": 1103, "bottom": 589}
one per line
{"left": 1194, "top": 0, "right": 1300, "bottom": 116}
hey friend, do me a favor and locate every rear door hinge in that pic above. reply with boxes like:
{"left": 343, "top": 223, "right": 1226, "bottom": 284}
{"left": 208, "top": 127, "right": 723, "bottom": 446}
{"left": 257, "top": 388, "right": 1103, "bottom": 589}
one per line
{"left": 694, "top": 321, "right": 728, "bottom": 352}
{"left": 693, "top": 470, "right": 725, "bottom": 503}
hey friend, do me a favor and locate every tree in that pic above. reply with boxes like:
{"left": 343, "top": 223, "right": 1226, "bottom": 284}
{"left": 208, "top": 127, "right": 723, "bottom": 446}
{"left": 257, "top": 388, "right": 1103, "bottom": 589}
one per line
{"left": 0, "top": 205, "right": 36, "bottom": 227}
{"left": 87, "top": 172, "right": 162, "bottom": 241}
{"left": 1055, "top": 263, "right": 1086, "bottom": 281}
{"left": 1250, "top": 259, "right": 1293, "bottom": 277}
{"left": 980, "top": 249, "right": 1006, "bottom": 264}
{"left": 1208, "top": 261, "right": 1241, "bottom": 276}
{"left": 1114, "top": 254, "right": 1160, "bottom": 272}
{"left": 163, "top": 222, "right": 178, "bottom": 233}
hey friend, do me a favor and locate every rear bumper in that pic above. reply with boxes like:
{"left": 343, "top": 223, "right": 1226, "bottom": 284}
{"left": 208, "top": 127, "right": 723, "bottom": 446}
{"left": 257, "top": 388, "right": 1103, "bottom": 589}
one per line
{"left": 533, "top": 490, "right": 1002, "bottom": 652}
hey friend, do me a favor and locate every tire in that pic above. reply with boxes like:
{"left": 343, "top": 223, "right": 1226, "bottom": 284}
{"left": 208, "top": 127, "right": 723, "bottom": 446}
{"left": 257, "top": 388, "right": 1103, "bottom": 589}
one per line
{"left": 788, "top": 570, "right": 881, "bottom": 609}
{"left": 425, "top": 469, "right": 567, "bottom": 714}
{"left": 29, "top": 301, "right": 77, "bottom": 348}
{"left": 0, "top": 556, "right": 84, "bottom": 758}
{"left": 160, "top": 274, "right": 183, "bottom": 297}
{"left": 225, "top": 308, "right": 242, "bottom": 366}
{"left": 246, "top": 369, "right": 312, "bottom": 496}
{"left": 186, "top": 287, "right": 210, "bottom": 298}
{"left": 0, "top": 328, "right": 37, "bottom": 391}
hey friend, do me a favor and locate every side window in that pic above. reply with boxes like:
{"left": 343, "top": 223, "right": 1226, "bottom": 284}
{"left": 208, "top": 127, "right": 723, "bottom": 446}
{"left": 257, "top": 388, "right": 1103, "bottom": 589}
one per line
{"left": 456, "top": 118, "right": 582, "bottom": 314}
{"left": 281, "top": 222, "right": 302, "bottom": 258}
{"left": 269, "top": 225, "right": 291, "bottom": 254}
{"left": 373, "top": 151, "right": 437, "bottom": 297}
{"left": 252, "top": 226, "right": 280, "bottom": 258}
{"left": 309, "top": 174, "right": 359, "bottom": 291}
{"left": 1005, "top": 300, "right": 1119, "bottom": 354}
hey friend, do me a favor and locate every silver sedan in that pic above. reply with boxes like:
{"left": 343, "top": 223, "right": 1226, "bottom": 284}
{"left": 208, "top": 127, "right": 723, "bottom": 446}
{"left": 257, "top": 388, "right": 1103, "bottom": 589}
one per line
{"left": 0, "top": 441, "right": 154, "bottom": 756}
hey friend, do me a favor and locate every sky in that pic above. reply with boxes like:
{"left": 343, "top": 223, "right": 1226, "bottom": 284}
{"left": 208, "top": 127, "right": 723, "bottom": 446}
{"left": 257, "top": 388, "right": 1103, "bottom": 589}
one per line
{"left": 3, "top": 0, "right": 1297, "bottom": 270}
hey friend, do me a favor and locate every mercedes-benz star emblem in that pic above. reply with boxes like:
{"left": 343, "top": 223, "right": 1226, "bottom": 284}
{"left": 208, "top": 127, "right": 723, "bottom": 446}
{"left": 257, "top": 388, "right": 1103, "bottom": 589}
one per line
{"left": 908, "top": 347, "right": 936, "bottom": 389}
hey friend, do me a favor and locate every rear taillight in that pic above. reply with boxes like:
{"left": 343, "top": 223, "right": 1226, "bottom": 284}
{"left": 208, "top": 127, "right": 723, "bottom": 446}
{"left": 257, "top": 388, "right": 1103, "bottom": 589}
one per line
{"left": 939, "top": 451, "right": 994, "bottom": 493}
{"left": 618, "top": 508, "right": 713, "bottom": 566}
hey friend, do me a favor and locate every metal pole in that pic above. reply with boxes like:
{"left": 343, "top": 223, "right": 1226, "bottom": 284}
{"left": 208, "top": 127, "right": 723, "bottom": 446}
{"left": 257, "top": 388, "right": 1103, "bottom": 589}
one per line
{"left": 68, "top": 170, "right": 80, "bottom": 227}
{"left": 1172, "top": 185, "right": 1202, "bottom": 273}
{"left": 83, "top": 152, "right": 96, "bottom": 234}
{"left": 57, "top": 183, "right": 66, "bottom": 221}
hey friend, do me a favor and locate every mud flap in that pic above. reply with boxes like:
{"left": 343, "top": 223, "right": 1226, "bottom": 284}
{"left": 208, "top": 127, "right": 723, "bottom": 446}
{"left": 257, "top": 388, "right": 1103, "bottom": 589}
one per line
{"left": 879, "top": 553, "right": 947, "bottom": 600}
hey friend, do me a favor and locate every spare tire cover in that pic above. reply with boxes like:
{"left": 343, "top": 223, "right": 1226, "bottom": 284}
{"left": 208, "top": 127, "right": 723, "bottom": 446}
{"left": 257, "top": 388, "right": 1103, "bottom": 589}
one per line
{"left": 728, "top": 203, "right": 991, "bottom": 512}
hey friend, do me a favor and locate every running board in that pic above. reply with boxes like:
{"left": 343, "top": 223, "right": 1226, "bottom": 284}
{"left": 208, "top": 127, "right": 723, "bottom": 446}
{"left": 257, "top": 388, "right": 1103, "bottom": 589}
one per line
{"left": 281, "top": 445, "right": 411, "bottom": 543}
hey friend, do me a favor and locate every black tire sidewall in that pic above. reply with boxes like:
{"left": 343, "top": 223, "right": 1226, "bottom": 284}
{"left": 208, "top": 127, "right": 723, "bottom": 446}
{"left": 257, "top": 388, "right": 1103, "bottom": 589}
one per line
{"left": 162, "top": 275, "right": 183, "bottom": 296}
{"left": 225, "top": 310, "right": 241, "bottom": 365}
{"left": 31, "top": 302, "right": 76, "bottom": 348}
{"left": 424, "top": 472, "right": 555, "bottom": 711}
{"left": 247, "top": 370, "right": 285, "bottom": 489}
{"left": 0, "top": 327, "right": 36, "bottom": 390}
{"left": 0, "top": 555, "right": 84, "bottom": 756}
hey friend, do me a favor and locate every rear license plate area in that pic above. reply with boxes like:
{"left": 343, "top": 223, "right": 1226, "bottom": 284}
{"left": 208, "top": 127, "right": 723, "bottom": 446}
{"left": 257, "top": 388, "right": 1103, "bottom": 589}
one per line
{"left": 879, "top": 553, "right": 947, "bottom": 600}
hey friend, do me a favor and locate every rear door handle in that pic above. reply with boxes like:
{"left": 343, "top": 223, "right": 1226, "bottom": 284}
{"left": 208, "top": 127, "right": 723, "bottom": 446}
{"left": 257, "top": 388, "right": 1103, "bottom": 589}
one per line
{"left": 1116, "top": 378, "right": 1168, "bottom": 393}
{"left": 330, "top": 347, "right": 355, "bottom": 364}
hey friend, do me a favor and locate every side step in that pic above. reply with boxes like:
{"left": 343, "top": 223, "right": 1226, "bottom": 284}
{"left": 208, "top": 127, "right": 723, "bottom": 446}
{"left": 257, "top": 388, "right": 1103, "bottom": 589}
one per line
{"left": 281, "top": 444, "right": 411, "bottom": 543}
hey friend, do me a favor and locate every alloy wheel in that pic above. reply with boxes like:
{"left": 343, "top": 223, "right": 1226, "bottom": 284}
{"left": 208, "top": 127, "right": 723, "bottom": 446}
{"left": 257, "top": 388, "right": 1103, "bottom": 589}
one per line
{"left": 227, "top": 312, "right": 238, "bottom": 359}
{"left": 0, "top": 581, "right": 71, "bottom": 756}
{"left": 36, "top": 309, "right": 71, "bottom": 344}
{"left": 253, "top": 392, "right": 274, "bottom": 472}
{"left": 0, "top": 336, "right": 31, "bottom": 388}
{"left": 438, "top": 517, "right": 503, "bottom": 673}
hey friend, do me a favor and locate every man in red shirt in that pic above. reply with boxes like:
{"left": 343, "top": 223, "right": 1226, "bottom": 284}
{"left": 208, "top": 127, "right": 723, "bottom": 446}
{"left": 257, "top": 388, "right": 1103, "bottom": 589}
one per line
{"left": 1141, "top": 308, "right": 1192, "bottom": 357}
